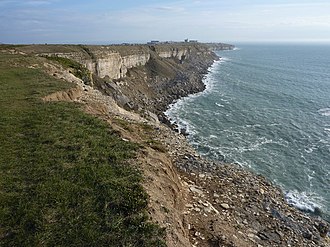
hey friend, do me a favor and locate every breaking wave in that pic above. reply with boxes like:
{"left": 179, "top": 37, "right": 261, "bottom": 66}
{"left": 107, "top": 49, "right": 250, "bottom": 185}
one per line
{"left": 285, "top": 190, "right": 325, "bottom": 215}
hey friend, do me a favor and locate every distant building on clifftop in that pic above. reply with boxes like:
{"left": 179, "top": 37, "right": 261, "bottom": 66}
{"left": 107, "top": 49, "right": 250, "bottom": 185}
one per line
{"left": 184, "top": 38, "right": 198, "bottom": 43}
{"left": 147, "top": 40, "right": 160, "bottom": 45}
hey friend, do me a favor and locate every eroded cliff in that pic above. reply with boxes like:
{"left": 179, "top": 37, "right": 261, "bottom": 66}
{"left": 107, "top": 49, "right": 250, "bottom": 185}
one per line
{"left": 22, "top": 42, "right": 225, "bottom": 122}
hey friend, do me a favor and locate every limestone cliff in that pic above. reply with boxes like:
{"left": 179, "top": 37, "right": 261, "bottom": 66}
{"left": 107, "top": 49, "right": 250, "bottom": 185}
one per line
{"left": 25, "top": 43, "right": 231, "bottom": 121}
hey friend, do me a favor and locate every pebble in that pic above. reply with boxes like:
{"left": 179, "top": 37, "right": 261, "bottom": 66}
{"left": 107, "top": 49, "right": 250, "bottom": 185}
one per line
{"left": 220, "top": 203, "right": 230, "bottom": 210}
{"left": 189, "top": 186, "right": 204, "bottom": 196}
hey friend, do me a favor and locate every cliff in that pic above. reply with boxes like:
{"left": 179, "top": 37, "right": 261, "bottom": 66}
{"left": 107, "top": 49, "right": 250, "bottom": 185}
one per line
{"left": 21, "top": 43, "right": 224, "bottom": 122}
{"left": 205, "top": 42, "right": 235, "bottom": 51}
{"left": 9, "top": 43, "right": 330, "bottom": 247}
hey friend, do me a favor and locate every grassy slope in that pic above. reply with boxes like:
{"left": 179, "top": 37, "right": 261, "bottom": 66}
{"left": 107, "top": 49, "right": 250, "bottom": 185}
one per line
{"left": 0, "top": 52, "right": 165, "bottom": 246}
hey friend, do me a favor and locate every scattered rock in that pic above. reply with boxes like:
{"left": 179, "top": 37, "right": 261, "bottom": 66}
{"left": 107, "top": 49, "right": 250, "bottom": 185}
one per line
{"left": 220, "top": 203, "right": 230, "bottom": 210}
{"left": 189, "top": 186, "right": 204, "bottom": 196}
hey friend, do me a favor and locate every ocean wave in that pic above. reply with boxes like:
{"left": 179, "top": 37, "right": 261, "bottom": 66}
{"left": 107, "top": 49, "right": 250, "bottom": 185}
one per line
{"left": 318, "top": 108, "right": 330, "bottom": 116}
{"left": 219, "top": 57, "right": 231, "bottom": 62}
{"left": 285, "top": 190, "right": 324, "bottom": 214}
{"left": 304, "top": 144, "right": 318, "bottom": 154}
{"left": 236, "top": 138, "right": 277, "bottom": 153}
{"left": 165, "top": 59, "right": 224, "bottom": 127}
{"left": 215, "top": 102, "right": 225, "bottom": 108}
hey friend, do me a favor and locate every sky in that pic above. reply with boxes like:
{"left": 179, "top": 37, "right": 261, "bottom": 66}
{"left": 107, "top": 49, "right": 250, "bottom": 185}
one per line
{"left": 1, "top": 0, "right": 330, "bottom": 44}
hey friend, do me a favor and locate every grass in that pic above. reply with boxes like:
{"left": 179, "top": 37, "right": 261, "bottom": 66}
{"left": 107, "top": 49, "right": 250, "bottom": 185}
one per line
{"left": 45, "top": 56, "right": 92, "bottom": 85}
{"left": 143, "top": 140, "right": 167, "bottom": 153}
{"left": 0, "top": 52, "right": 165, "bottom": 246}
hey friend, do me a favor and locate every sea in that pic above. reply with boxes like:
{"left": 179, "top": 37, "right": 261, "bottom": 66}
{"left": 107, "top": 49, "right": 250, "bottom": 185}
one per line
{"left": 165, "top": 43, "right": 330, "bottom": 222}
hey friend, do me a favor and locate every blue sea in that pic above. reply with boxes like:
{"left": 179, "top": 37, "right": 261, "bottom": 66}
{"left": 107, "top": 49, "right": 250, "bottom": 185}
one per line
{"left": 166, "top": 44, "right": 330, "bottom": 222}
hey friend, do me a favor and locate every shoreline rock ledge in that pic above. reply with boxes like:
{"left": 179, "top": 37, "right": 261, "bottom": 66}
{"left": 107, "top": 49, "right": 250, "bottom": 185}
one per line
{"left": 16, "top": 42, "right": 330, "bottom": 246}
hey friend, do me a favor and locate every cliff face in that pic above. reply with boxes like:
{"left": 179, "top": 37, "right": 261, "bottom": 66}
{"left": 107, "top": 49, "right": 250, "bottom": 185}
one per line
{"left": 31, "top": 43, "right": 224, "bottom": 81}
{"left": 26, "top": 43, "right": 229, "bottom": 121}
{"left": 205, "top": 42, "right": 236, "bottom": 51}
{"left": 82, "top": 47, "right": 151, "bottom": 79}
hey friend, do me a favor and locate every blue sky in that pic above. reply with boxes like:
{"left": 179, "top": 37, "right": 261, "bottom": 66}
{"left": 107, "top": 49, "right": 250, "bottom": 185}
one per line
{"left": 1, "top": 0, "right": 330, "bottom": 44}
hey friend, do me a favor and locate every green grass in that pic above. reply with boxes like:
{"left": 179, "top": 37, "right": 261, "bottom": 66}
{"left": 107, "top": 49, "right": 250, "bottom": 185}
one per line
{"left": 0, "top": 53, "right": 165, "bottom": 246}
{"left": 45, "top": 56, "right": 92, "bottom": 85}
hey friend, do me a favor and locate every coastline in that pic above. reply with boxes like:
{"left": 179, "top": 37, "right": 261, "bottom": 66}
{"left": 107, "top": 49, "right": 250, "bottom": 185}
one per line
{"left": 165, "top": 58, "right": 222, "bottom": 134}
{"left": 6, "top": 43, "right": 329, "bottom": 246}
{"left": 160, "top": 50, "right": 330, "bottom": 245}
{"left": 167, "top": 44, "right": 330, "bottom": 224}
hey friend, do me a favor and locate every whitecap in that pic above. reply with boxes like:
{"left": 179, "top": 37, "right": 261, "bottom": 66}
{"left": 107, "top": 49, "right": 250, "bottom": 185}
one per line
{"left": 285, "top": 190, "right": 324, "bottom": 214}
{"left": 165, "top": 59, "right": 224, "bottom": 125}
{"left": 304, "top": 144, "right": 318, "bottom": 154}
{"left": 215, "top": 102, "right": 225, "bottom": 107}
{"left": 235, "top": 137, "right": 281, "bottom": 153}
{"left": 318, "top": 108, "right": 330, "bottom": 116}
{"left": 219, "top": 57, "right": 231, "bottom": 62}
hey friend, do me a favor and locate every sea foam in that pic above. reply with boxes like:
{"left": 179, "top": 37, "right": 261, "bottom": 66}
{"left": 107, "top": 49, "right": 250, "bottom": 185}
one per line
{"left": 318, "top": 108, "right": 330, "bottom": 116}
{"left": 285, "top": 190, "right": 324, "bottom": 214}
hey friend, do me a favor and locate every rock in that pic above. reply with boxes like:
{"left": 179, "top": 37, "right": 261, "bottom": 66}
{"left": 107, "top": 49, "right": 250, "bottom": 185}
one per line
{"left": 316, "top": 221, "right": 329, "bottom": 238}
{"left": 144, "top": 110, "right": 159, "bottom": 123}
{"left": 302, "top": 230, "right": 312, "bottom": 240}
{"left": 220, "top": 203, "right": 230, "bottom": 210}
{"left": 247, "top": 233, "right": 256, "bottom": 239}
{"left": 189, "top": 186, "right": 204, "bottom": 196}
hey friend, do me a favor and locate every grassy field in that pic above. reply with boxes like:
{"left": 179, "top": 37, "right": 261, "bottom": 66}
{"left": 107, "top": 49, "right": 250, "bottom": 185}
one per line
{"left": 0, "top": 52, "right": 165, "bottom": 246}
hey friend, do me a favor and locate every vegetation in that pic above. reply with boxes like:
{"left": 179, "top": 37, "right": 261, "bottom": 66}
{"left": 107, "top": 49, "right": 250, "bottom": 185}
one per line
{"left": 143, "top": 140, "right": 167, "bottom": 153}
{"left": 45, "top": 56, "right": 92, "bottom": 85}
{"left": 0, "top": 53, "right": 165, "bottom": 246}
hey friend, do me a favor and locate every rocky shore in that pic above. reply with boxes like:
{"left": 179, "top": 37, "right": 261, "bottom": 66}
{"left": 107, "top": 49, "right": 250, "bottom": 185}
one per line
{"left": 13, "top": 43, "right": 330, "bottom": 246}
{"left": 155, "top": 124, "right": 330, "bottom": 246}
